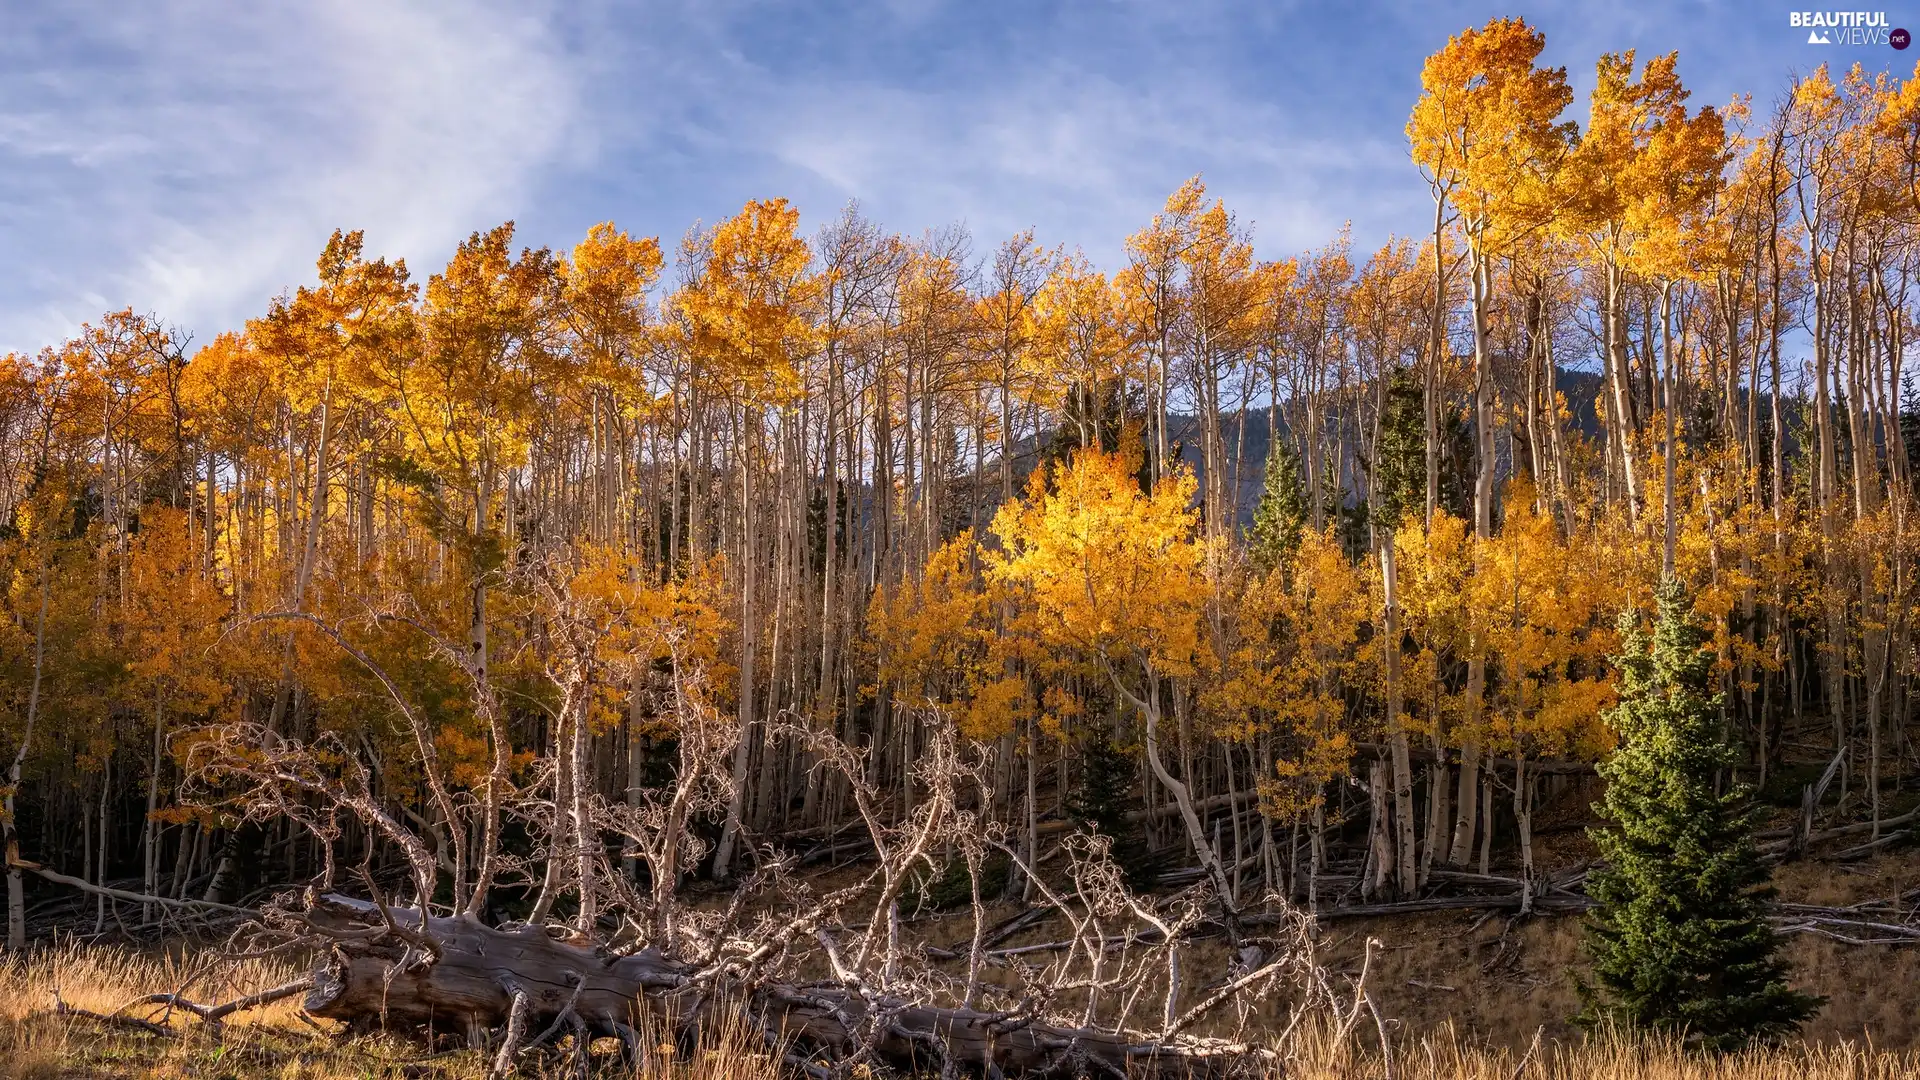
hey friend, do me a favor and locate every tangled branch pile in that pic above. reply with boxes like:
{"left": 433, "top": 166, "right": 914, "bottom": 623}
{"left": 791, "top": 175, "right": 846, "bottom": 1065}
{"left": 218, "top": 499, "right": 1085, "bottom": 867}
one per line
{"left": 111, "top": 573, "right": 1382, "bottom": 1079}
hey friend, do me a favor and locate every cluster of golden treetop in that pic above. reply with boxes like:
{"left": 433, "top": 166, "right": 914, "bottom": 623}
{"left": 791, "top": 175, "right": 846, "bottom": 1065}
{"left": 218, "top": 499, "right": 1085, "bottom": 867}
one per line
{"left": 0, "top": 17, "right": 1916, "bottom": 848}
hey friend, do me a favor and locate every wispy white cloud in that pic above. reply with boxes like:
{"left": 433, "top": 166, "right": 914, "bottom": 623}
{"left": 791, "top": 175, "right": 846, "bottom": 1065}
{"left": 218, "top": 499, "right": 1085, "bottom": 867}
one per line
{"left": 2, "top": 0, "right": 1894, "bottom": 354}
{"left": 0, "top": 0, "right": 575, "bottom": 352}
{"left": 757, "top": 65, "right": 1411, "bottom": 260}
{"left": 587, "top": 1, "right": 1415, "bottom": 265}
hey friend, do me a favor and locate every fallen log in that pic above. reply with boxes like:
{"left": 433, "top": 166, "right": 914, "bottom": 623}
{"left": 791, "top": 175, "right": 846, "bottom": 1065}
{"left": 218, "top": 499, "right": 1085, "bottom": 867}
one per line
{"left": 1298, "top": 893, "right": 1593, "bottom": 921}
{"left": 11, "top": 859, "right": 252, "bottom": 917}
{"left": 1770, "top": 915, "right": 1920, "bottom": 946}
{"left": 301, "top": 895, "right": 1279, "bottom": 1078}
{"left": 1759, "top": 803, "right": 1920, "bottom": 856}
{"left": 49, "top": 997, "right": 177, "bottom": 1037}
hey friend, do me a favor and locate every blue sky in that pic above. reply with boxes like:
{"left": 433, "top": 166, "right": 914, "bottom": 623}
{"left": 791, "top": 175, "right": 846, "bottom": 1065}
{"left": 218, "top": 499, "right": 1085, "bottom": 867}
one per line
{"left": 1, "top": 1, "right": 1910, "bottom": 353}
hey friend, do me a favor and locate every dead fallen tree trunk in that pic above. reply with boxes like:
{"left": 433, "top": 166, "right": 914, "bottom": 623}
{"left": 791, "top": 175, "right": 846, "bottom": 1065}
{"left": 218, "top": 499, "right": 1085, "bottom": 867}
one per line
{"left": 1758, "top": 801, "right": 1920, "bottom": 859}
{"left": 166, "top": 609, "right": 1375, "bottom": 1078}
{"left": 302, "top": 895, "right": 1278, "bottom": 1079}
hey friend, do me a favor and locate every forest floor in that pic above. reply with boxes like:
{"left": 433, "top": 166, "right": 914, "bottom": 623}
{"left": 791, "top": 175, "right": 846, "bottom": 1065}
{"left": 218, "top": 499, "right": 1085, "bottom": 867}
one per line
{"left": 1293, "top": 768, "right": 1920, "bottom": 1052}
{"left": 8, "top": 937, "right": 1920, "bottom": 1079}
{"left": 14, "top": 775, "right": 1920, "bottom": 1077}
{"left": 1329, "top": 842, "right": 1920, "bottom": 1050}
{"left": 871, "top": 847, "right": 1920, "bottom": 1062}
{"left": 862, "top": 770, "right": 1920, "bottom": 1056}
{"left": 0, "top": 943, "right": 789, "bottom": 1080}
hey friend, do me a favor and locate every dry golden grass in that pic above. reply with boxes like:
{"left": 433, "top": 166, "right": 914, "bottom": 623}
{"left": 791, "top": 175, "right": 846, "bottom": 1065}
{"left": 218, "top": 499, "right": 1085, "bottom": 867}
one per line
{"left": 1306, "top": 854, "right": 1920, "bottom": 1053}
{"left": 1296, "top": 1024, "right": 1920, "bottom": 1079}
{"left": 0, "top": 940, "right": 457, "bottom": 1079}
{"left": 0, "top": 941, "right": 788, "bottom": 1080}
{"left": 4, "top": 939, "right": 1919, "bottom": 1078}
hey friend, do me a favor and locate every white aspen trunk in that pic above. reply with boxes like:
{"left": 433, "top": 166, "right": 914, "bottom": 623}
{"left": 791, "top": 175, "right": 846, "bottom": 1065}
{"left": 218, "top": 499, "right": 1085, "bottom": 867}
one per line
{"left": 571, "top": 684, "right": 596, "bottom": 935}
{"left": 269, "top": 374, "right": 333, "bottom": 733}
{"left": 714, "top": 413, "right": 756, "bottom": 882}
{"left": 625, "top": 668, "right": 645, "bottom": 881}
{"left": 95, "top": 754, "right": 109, "bottom": 933}
{"left": 1366, "top": 760, "right": 1392, "bottom": 899}
{"left": 1425, "top": 190, "right": 1447, "bottom": 527}
{"left": 1420, "top": 746, "right": 1446, "bottom": 888}
{"left": 1605, "top": 260, "right": 1642, "bottom": 522}
{"left": 1477, "top": 758, "right": 1494, "bottom": 876}
{"left": 1118, "top": 669, "right": 1235, "bottom": 922}
{"left": 142, "top": 688, "right": 165, "bottom": 925}
{"left": 527, "top": 706, "right": 571, "bottom": 926}
{"left": 1661, "top": 280, "right": 1678, "bottom": 579}
{"left": 1022, "top": 713, "right": 1039, "bottom": 902}
{"left": 1381, "top": 537, "right": 1415, "bottom": 897}
{"left": 4, "top": 568, "right": 49, "bottom": 950}
{"left": 1514, "top": 758, "right": 1534, "bottom": 915}
{"left": 1451, "top": 241, "right": 1495, "bottom": 868}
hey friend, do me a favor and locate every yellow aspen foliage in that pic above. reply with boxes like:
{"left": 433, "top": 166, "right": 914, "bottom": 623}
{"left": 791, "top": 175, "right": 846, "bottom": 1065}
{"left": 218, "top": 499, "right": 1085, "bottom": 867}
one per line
{"left": 1407, "top": 17, "right": 1573, "bottom": 246}
{"left": 1559, "top": 50, "right": 1728, "bottom": 309}
{"left": 561, "top": 222, "right": 664, "bottom": 368}
{"left": 381, "top": 222, "right": 554, "bottom": 536}
{"left": 559, "top": 544, "right": 733, "bottom": 737}
{"left": 1592, "top": 444, "right": 1807, "bottom": 688}
{"left": 868, "top": 530, "right": 1046, "bottom": 741}
{"left": 985, "top": 448, "right": 1211, "bottom": 686}
{"left": 119, "top": 507, "right": 232, "bottom": 719}
{"left": 672, "top": 199, "right": 821, "bottom": 407}
{"left": 1214, "top": 526, "right": 1367, "bottom": 818}
{"left": 253, "top": 229, "right": 416, "bottom": 412}
{"left": 1393, "top": 509, "right": 1475, "bottom": 741}
{"left": 1470, "top": 484, "right": 1619, "bottom": 760}
{"left": 871, "top": 535, "right": 990, "bottom": 696}
{"left": 559, "top": 222, "right": 667, "bottom": 437}
{"left": 1028, "top": 254, "right": 1132, "bottom": 444}
{"left": 1669, "top": 450, "right": 1792, "bottom": 682}
{"left": 1583, "top": 52, "right": 1727, "bottom": 283}
{"left": 1, "top": 473, "right": 105, "bottom": 759}
{"left": 180, "top": 333, "right": 278, "bottom": 464}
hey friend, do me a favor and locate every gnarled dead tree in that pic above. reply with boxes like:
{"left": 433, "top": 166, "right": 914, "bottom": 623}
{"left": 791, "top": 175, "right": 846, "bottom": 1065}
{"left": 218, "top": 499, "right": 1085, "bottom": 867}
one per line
{"left": 140, "top": 561, "right": 1380, "bottom": 1077}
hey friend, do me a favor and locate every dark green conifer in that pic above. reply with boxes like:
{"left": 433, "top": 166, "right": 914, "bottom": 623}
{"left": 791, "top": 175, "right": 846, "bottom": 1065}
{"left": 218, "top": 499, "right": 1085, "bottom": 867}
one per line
{"left": 1580, "top": 579, "right": 1821, "bottom": 1050}
{"left": 1248, "top": 441, "right": 1308, "bottom": 574}
{"left": 1368, "top": 366, "right": 1426, "bottom": 532}
{"left": 1066, "top": 728, "right": 1167, "bottom": 892}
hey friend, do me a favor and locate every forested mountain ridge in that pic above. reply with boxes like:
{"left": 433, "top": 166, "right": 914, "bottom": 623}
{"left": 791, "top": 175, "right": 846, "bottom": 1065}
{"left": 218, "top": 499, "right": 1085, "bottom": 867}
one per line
{"left": 1148, "top": 367, "right": 1608, "bottom": 529}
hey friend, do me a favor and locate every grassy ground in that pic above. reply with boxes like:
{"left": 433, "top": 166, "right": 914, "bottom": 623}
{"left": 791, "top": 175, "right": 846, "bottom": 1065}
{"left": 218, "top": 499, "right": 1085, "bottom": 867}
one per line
{"left": 0, "top": 943, "right": 782, "bottom": 1080}
{"left": 1326, "top": 783, "right": 1920, "bottom": 1051}
{"left": 1334, "top": 856, "right": 1920, "bottom": 1053}
{"left": 0, "top": 943, "right": 466, "bottom": 1080}
{"left": 9, "top": 775, "right": 1918, "bottom": 1080}
{"left": 6, "top": 940, "right": 1920, "bottom": 1079}
{"left": 880, "top": 847, "right": 1920, "bottom": 1059}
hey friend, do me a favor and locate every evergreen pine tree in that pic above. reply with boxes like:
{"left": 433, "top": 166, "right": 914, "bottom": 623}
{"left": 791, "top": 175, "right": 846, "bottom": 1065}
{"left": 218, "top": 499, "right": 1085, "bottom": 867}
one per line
{"left": 1036, "top": 380, "right": 1156, "bottom": 493}
{"left": 1367, "top": 366, "right": 1426, "bottom": 532}
{"left": 1580, "top": 579, "right": 1821, "bottom": 1050}
{"left": 1066, "top": 729, "right": 1168, "bottom": 892}
{"left": 1248, "top": 441, "right": 1308, "bottom": 575}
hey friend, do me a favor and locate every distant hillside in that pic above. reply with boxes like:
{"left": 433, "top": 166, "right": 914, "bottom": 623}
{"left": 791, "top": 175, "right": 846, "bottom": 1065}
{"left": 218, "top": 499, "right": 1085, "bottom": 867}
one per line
{"left": 1004, "top": 367, "right": 1611, "bottom": 528}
